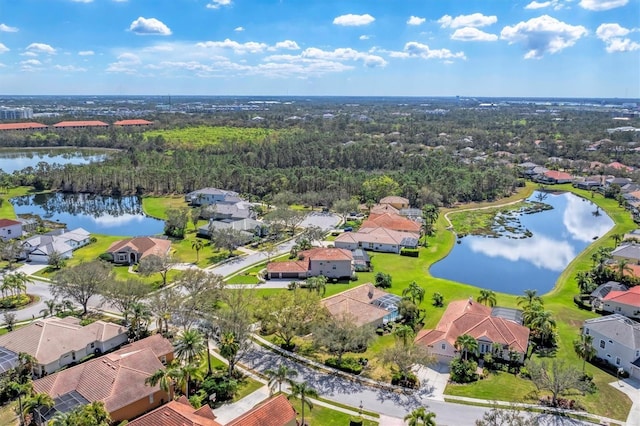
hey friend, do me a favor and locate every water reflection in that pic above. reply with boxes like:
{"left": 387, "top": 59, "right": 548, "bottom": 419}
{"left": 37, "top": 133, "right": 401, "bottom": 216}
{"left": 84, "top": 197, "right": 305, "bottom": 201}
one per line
{"left": 11, "top": 193, "right": 164, "bottom": 237}
{"left": 430, "top": 191, "right": 614, "bottom": 294}
{"left": 0, "top": 149, "right": 107, "bottom": 174}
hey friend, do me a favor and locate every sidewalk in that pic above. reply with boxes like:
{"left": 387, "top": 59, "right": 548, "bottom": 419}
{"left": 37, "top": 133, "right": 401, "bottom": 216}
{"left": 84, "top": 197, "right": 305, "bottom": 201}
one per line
{"left": 610, "top": 377, "right": 640, "bottom": 426}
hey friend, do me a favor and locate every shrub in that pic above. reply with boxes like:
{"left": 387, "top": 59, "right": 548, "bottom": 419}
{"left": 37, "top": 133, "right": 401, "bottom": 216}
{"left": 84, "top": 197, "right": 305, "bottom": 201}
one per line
{"left": 391, "top": 371, "right": 418, "bottom": 388}
{"left": 98, "top": 252, "right": 113, "bottom": 262}
{"left": 201, "top": 375, "right": 239, "bottom": 403}
{"left": 400, "top": 248, "right": 419, "bottom": 257}
{"left": 350, "top": 417, "right": 364, "bottom": 426}
{"left": 325, "top": 357, "right": 364, "bottom": 375}
{"left": 450, "top": 358, "right": 478, "bottom": 383}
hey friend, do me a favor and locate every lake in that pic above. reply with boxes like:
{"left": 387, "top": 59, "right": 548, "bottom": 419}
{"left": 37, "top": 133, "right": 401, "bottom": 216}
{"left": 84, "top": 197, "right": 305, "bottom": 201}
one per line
{"left": 430, "top": 191, "right": 614, "bottom": 295}
{"left": 0, "top": 149, "right": 109, "bottom": 174}
{"left": 11, "top": 192, "right": 165, "bottom": 236}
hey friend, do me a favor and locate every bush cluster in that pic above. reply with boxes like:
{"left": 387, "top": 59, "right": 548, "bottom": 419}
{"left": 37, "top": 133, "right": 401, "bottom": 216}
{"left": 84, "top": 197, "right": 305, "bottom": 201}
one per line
{"left": 391, "top": 371, "right": 419, "bottom": 388}
{"left": 325, "top": 357, "right": 365, "bottom": 375}
{"left": 450, "top": 358, "right": 479, "bottom": 383}
{"left": 400, "top": 248, "right": 419, "bottom": 257}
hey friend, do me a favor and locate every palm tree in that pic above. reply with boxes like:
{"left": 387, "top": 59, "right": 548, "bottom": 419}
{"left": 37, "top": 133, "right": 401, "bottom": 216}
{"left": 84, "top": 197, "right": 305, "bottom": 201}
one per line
{"left": 191, "top": 239, "right": 205, "bottom": 263}
{"left": 591, "top": 247, "right": 612, "bottom": 272}
{"left": 574, "top": 333, "right": 596, "bottom": 373}
{"left": 264, "top": 364, "right": 298, "bottom": 394}
{"left": 454, "top": 334, "right": 478, "bottom": 361}
{"left": 393, "top": 324, "right": 416, "bottom": 348}
{"left": 175, "top": 329, "right": 206, "bottom": 365}
{"left": 404, "top": 407, "right": 437, "bottom": 426}
{"left": 611, "top": 233, "right": 624, "bottom": 246}
{"left": 306, "top": 275, "right": 327, "bottom": 296}
{"left": 477, "top": 289, "right": 497, "bottom": 307}
{"left": 49, "top": 411, "right": 72, "bottom": 426}
{"left": 421, "top": 204, "right": 439, "bottom": 238}
{"left": 145, "top": 361, "right": 180, "bottom": 400}
{"left": 6, "top": 381, "right": 32, "bottom": 426}
{"left": 517, "top": 289, "right": 542, "bottom": 309}
{"left": 402, "top": 281, "right": 425, "bottom": 305}
{"left": 12, "top": 272, "right": 32, "bottom": 295}
{"left": 615, "top": 258, "right": 632, "bottom": 280}
{"left": 127, "top": 302, "right": 151, "bottom": 341}
{"left": 219, "top": 331, "right": 240, "bottom": 377}
{"left": 528, "top": 309, "right": 557, "bottom": 347}
{"left": 80, "top": 402, "right": 111, "bottom": 425}
{"left": 42, "top": 299, "right": 58, "bottom": 318}
{"left": 23, "top": 393, "right": 54, "bottom": 426}
{"left": 575, "top": 271, "right": 596, "bottom": 295}
{"left": 174, "top": 363, "right": 202, "bottom": 397}
{"left": 288, "top": 381, "right": 319, "bottom": 426}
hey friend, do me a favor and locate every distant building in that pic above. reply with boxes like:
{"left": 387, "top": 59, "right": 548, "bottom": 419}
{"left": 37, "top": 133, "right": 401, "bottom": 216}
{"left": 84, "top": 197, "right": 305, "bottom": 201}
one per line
{"left": 0, "top": 122, "right": 47, "bottom": 131}
{"left": 114, "top": 119, "right": 153, "bottom": 127}
{"left": 266, "top": 247, "right": 354, "bottom": 280}
{"left": 53, "top": 120, "right": 109, "bottom": 129}
{"left": 0, "top": 107, "right": 33, "bottom": 120}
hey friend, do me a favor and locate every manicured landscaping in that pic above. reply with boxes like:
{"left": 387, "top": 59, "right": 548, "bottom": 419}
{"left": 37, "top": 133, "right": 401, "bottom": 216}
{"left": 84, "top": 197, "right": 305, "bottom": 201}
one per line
{"left": 0, "top": 186, "right": 37, "bottom": 218}
{"left": 0, "top": 294, "right": 36, "bottom": 309}
{"left": 141, "top": 195, "right": 189, "bottom": 220}
{"left": 287, "top": 397, "right": 378, "bottom": 426}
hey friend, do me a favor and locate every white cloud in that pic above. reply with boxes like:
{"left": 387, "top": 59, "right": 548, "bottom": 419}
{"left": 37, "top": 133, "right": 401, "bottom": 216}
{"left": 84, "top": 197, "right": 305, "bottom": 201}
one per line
{"left": 70, "top": 0, "right": 93, "bottom": 3}
{"left": 333, "top": 14, "right": 375, "bottom": 27}
{"left": 78, "top": 50, "right": 95, "bottom": 56}
{"left": 524, "top": 0, "right": 565, "bottom": 10}
{"left": 438, "top": 13, "right": 497, "bottom": 29}
{"left": 129, "top": 17, "right": 172, "bottom": 36}
{"left": 234, "top": 26, "right": 244, "bottom": 32}
{"left": 20, "top": 59, "right": 43, "bottom": 72}
{"left": 21, "top": 59, "right": 41, "bottom": 66}
{"left": 389, "top": 42, "right": 466, "bottom": 61}
{"left": 407, "top": 16, "right": 426, "bottom": 26}
{"left": 579, "top": 0, "right": 628, "bottom": 11}
{"left": 451, "top": 27, "right": 498, "bottom": 42}
{"left": 500, "top": 15, "right": 587, "bottom": 59}
{"left": 0, "top": 23, "right": 18, "bottom": 32}
{"left": 26, "top": 43, "right": 56, "bottom": 55}
{"left": 359, "top": 35, "right": 370, "bottom": 40}
{"left": 300, "top": 47, "right": 387, "bottom": 67}
{"left": 106, "top": 52, "right": 141, "bottom": 73}
{"left": 0, "top": 43, "right": 9, "bottom": 54}
{"left": 196, "top": 39, "right": 268, "bottom": 54}
{"left": 596, "top": 23, "right": 640, "bottom": 52}
{"left": 54, "top": 64, "right": 87, "bottom": 72}
{"left": 206, "top": 0, "right": 232, "bottom": 9}
{"left": 273, "top": 40, "right": 300, "bottom": 50}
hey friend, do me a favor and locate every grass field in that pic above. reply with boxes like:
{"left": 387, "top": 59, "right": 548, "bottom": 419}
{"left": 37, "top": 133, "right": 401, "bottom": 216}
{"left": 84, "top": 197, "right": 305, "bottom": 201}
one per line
{"left": 0, "top": 402, "right": 17, "bottom": 426}
{"left": 0, "top": 186, "right": 38, "bottom": 218}
{"left": 288, "top": 397, "right": 378, "bottom": 426}
{"left": 143, "top": 126, "right": 292, "bottom": 148}
{"left": 141, "top": 195, "right": 190, "bottom": 220}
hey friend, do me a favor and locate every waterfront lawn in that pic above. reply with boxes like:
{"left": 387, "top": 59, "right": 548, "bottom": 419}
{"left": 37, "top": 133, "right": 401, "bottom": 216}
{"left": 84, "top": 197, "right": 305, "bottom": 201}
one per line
{"left": 0, "top": 186, "right": 36, "bottom": 219}
{"left": 141, "top": 195, "right": 189, "bottom": 220}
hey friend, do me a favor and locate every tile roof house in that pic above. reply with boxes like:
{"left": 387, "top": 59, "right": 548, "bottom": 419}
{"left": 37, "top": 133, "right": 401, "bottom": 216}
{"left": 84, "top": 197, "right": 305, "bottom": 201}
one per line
{"left": 321, "top": 283, "right": 401, "bottom": 327}
{"left": 0, "top": 122, "right": 48, "bottom": 131}
{"left": 415, "top": 299, "right": 530, "bottom": 364}
{"left": 114, "top": 119, "right": 154, "bottom": 127}
{"left": 602, "top": 286, "right": 640, "bottom": 320}
{"left": 226, "top": 394, "right": 297, "bottom": 426}
{"left": 535, "top": 170, "right": 574, "bottom": 184}
{"left": 33, "top": 335, "right": 173, "bottom": 423}
{"left": 107, "top": 237, "right": 172, "bottom": 265}
{"left": 334, "top": 227, "right": 419, "bottom": 254}
{"left": 201, "top": 201, "right": 256, "bottom": 221}
{"left": 53, "top": 121, "right": 109, "bottom": 129}
{"left": 127, "top": 396, "right": 222, "bottom": 426}
{"left": 590, "top": 281, "right": 629, "bottom": 309}
{"left": 0, "top": 218, "right": 22, "bottom": 241}
{"left": 0, "top": 317, "right": 127, "bottom": 377}
{"left": 379, "top": 196, "right": 410, "bottom": 209}
{"left": 360, "top": 212, "right": 421, "bottom": 233}
{"left": 582, "top": 314, "right": 640, "bottom": 380}
{"left": 368, "top": 203, "right": 400, "bottom": 215}
{"left": 267, "top": 247, "right": 354, "bottom": 280}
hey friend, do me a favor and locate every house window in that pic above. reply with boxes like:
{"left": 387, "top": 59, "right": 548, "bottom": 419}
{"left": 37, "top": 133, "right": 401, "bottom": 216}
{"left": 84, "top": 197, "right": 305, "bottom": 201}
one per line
{"left": 161, "top": 355, "right": 167, "bottom": 365}
{"left": 600, "top": 340, "right": 606, "bottom": 349}
{"left": 149, "top": 394, "right": 154, "bottom": 404}
{"left": 616, "top": 357, "right": 621, "bottom": 366}
{"left": 441, "top": 343, "right": 445, "bottom": 350}
{"left": 71, "top": 352, "right": 76, "bottom": 361}
{"left": 90, "top": 343, "right": 95, "bottom": 349}
{"left": 616, "top": 307, "right": 621, "bottom": 311}
{"left": 332, "top": 265, "right": 336, "bottom": 269}
{"left": 7, "top": 230, "right": 10, "bottom": 235}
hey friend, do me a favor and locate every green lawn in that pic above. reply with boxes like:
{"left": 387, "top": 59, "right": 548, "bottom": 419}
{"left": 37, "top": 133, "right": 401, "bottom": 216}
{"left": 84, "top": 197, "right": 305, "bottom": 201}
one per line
{"left": 0, "top": 402, "right": 18, "bottom": 426}
{"left": 0, "top": 186, "right": 37, "bottom": 218}
{"left": 288, "top": 397, "right": 378, "bottom": 426}
{"left": 141, "top": 196, "right": 190, "bottom": 220}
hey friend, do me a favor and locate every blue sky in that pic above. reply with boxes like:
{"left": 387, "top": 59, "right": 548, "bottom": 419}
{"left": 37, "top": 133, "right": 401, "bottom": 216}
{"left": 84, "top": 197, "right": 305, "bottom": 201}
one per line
{"left": 0, "top": 0, "right": 638, "bottom": 97}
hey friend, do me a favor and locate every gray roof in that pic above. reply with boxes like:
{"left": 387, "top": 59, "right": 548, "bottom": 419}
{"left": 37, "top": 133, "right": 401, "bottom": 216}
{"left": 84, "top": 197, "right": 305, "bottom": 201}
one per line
{"left": 0, "top": 346, "right": 19, "bottom": 374}
{"left": 187, "top": 187, "right": 239, "bottom": 197}
{"left": 584, "top": 314, "right": 640, "bottom": 350}
{"left": 519, "top": 162, "right": 539, "bottom": 169}
{"left": 199, "top": 218, "right": 262, "bottom": 234}
{"left": 611, "top": 243, "right": 640, "bottom": 261}
{"left": 590, "top": 281, "right": 629, "bottom": 300}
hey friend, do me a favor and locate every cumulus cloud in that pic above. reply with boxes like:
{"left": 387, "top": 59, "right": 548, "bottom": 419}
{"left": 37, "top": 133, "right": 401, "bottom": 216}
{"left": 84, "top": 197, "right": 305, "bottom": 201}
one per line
{"left": 451, "top": 27, "right": 498, "bottom": 42}
{"left": 438, "top": 13, "right": 497, "bottom": 29}
{"left": 596, "top": 23, "right": 640, "bottom": 52}
{"left": 26, "top": 43, "right": 56, "bottom": 55}
{"left": 206, "top": 0, "right": 232, "bottom": 9}
{"left": 407, "top": 16, "right": 426, "bottom": 26}
{"left": 78, "top": 50, "right": 95, "bottom": 56}
{"left": 20, "top": 59, "right": 43, "bottom": 71}
{"left": 234, "top": 26, "right": 244, "bottom": 32}
{"left": 500, "top": 15, "right": 587, "bottom": 59}
{"left": 54, "top": 64, "right": 87, "bottom": 72}
{"left": 272, "top": 40, "right": 300, "bottom": 50}
{"left": 129, "top": 17, "right": 172, "bottom": 36}
{"left": 106, "top": 52, "right": 141, "bottom": 73}
{"left": 0, "top": 43, "right": 8, "bottom": 54}
{"left": 333, "top": 14, "right": 375, "bottom": 27}
{"left": 71, "top": 0, "right": 93, "bottom": 3}
{"left": 359, "top": 35, "right": 370, "bottom": 40}
{"left": 389, "top": 41, "right": 466, "bottom": 60}
{"left": 579, "top": 0, "right": 628, "bottom": 11}
{"left": 524, "top": 0, "right": 566, "bottom": 10}
{"left": 196, "top": 39, "right": 268, "bottom": 54}
{"left": 300, "top": 47, "right": 387, "bottom": 67}
{"left": 0, "top": 23, "right": 18, "bottom": 32}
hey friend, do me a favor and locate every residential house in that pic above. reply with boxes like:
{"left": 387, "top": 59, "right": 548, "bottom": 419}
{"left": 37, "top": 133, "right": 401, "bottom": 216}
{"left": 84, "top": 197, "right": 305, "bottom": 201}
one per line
{"left": 351, "top": 248, "right": 371, "bottom": 272}
{"left": 21, "top": 228, "right": 91, "bottom": 262}
{"left": 33, "top": 335, "right": 173, "bottom": 423}
{"left": 226, "top": 394, "right": 297, "bottom": 426}
{"left": 197, "top": 218, "right": 265, "bottom": 241}
{"left": 334, "top": 227, "right": 419, "bottom": 254}
{"left": 368, "top": 204, "right": 399, "bottom": 215}
{"left": 107, "top": 237, "right": 171, "bottom": 265}
{"left": 602, "top": 286, "right": 640, "bottom": 319}
{"left": 201, "top": 201, "right": 256, "bottom": 221}
{"left": 606, "top": 177, "right": 632, "bottom": 188}
{"left": 360, "top": 212, "right": 421, "bottom": 233}
{"left": 535, "top": 170, "right": 574, "bottom": 184}
{"left": 127, "top": 396, "right": 222, "bottom": 426}
{"left": 590, "top": 281, "right": 629, "bottom": 310}
{"left": 623, "top": 229, "right": 640, "bottom": 242}
{"left": 266, "top": 247, "right": 354, "bottom": 280}
{"left": 0, "top": 347, "right": 19, "bottom": 375}
{"left": 379, "top": 196, "right": 409, "bottom": 210}
{"left": 518, "top": 162, "right": 542, "bottom": 178}
{"left": 0, "top": 218, "right": 22, "bottom": 241}
{"left": 582, "top": 314, "right": 640, "bottom": 379}
{"left": 321, "top": 283, "right": 401, "bottom": 327}
{"left": 611, "top": 243, "right": 640, "bottom": 264}
{"left": 185, "top": 188, "right": 241, "bottom": 206}
{"left": 608, "top": 162, "right": 634, "bottom": 172}
{"left": 0, "top": 317, "right": 127, "bottom": 377}
{"left": 415, "top": 299, "right": 530, "bottom": 364}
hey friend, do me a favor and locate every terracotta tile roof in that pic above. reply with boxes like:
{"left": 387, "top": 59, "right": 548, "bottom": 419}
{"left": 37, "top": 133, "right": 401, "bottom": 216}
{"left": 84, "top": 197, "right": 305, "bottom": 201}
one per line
{"left": 361, "top": 213, "right": 421, "bottom": 233}
{"left": 0, "top": 122, "right": 48, "bottom": 131}
{"left": 107, "top": 237, "right": 172, "bottom": 260}
{"left": 415, "top": 299, "right": 530, "bottom": 353}
{"left": 300, "top": 247, "right": 353, "bottom": 261}
{"left": 369, "top": 204, "right": 400, "bottom": 215}
{"left": 266, "top": 259, "right": 309, "bottom": 273}
{"left": 0, "top": 218, "right": 22, "bottom": 227}
{"left": 227, "top": 394, "right": 297, "bottom": 426}
{"left": 608, "top": 161, "right": 633, "bottom": 171}
{"left": 603, "top": 286, "right": 640, "bottom": 308}
{"left": 543, "top": 170, "right": 572, "bottom": 181}
{"left": 379, "top": 196, "right": 409, "bottom": 205}
{"left": 53, "top": 121, "right": 109, "bottom": 128}
{"left": 113, "top": 119, "right": 153, "bottom": 126}
{"left": 33, "top": 345, "right": 167, "bottom": 414}
{"left": 0, "top": 317, "right": 126, "bottom": 365}
{"left": 321, "top": 284, "right": 394, "bottom": 327}
{"left": 335, "top": 227, "right": 419, "bottom": 246}
{"left": 117, "top": 333, "right": 174, "bottom": 359}
{"left": 128, "top": 396, "right": 222, "bottom": 426}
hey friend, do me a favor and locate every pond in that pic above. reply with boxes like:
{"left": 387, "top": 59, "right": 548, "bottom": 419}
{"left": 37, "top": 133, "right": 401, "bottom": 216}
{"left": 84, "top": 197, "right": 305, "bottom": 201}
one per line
{"left": 11, "top": 192, "right": 165, "bottom": 236}
{"left": 0, "top": 148, "right": 109, "bottom": 174}
{"left": 430, "top": 191, "right": 614, "bottom": 295}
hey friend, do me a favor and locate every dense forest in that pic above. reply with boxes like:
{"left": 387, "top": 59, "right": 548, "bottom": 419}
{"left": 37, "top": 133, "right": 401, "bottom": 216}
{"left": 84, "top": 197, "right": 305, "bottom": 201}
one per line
{"left": 1, "top": 99, "right": 638, "bottom": 206}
